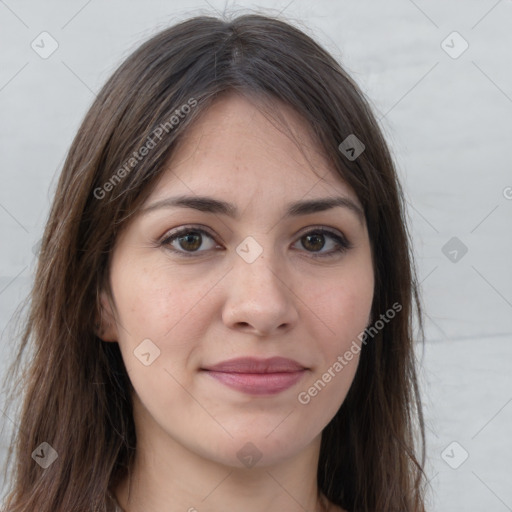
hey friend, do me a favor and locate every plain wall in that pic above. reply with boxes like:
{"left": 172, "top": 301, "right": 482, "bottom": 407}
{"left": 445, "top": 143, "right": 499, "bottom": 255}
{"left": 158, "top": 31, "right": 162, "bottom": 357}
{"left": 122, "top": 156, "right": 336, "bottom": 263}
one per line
{"left": 1, "top": 1, "right": 511, "bottom": 510}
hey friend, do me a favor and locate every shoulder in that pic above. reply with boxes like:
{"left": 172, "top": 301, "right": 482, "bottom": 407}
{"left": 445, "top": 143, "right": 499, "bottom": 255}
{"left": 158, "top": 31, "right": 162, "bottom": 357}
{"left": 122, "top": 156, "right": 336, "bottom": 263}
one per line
{"left": 106, "top": 490, "right": 125, "bottom": 512}
{"left": 326, "top": 499, "right": 349, "bottom": 512}
{"left": 320, "top": 494, "right": 348, "bottom": 512}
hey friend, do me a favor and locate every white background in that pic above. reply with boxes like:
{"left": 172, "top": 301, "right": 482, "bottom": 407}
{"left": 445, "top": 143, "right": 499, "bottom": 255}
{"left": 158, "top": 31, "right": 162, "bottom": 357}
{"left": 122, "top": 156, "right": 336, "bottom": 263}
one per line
{"left": 0, "top": 1, "right": 511, "bottom": 510}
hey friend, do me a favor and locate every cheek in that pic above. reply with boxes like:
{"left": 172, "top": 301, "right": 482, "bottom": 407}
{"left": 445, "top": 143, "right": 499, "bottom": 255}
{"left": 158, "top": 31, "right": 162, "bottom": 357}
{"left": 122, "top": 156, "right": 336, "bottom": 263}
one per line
{"left": 306, "top": 266, "right": 374, "bottom": 350}
{"left": 111, "top": 263, "right": 207, "bottom": 400}
{"left": 112, "top": 260, "right": 212, "bottom": 343}
{"left": 295, "top": 274, "right": 372, "bottom": 426}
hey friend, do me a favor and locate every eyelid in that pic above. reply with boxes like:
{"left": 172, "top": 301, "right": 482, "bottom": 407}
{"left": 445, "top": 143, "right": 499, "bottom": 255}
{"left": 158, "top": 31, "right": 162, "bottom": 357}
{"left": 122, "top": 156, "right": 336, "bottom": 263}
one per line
{"left": 159, "top": 224, "right": 221, "bottom": 255}
{"left": 295, "top": 224, "right": 347, "bottom": 240}
{"left": 293, "top": 225, "right": 353, "bottom": 258}
{"left": 159, "top": 223, "right": 352, "bottom": 257}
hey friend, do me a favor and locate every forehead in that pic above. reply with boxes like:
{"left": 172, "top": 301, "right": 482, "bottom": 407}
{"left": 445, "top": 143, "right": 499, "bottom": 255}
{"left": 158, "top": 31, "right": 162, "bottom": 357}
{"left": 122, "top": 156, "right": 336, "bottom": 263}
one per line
{"left": 150, "top": 93, "right": 359, "bottom": 205}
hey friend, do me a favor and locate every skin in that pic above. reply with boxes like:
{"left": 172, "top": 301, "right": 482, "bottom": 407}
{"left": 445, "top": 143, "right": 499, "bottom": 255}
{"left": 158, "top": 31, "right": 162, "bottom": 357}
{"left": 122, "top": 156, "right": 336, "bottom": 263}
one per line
{"left": 99, "top": 92, "right": 374, "bottom": 512}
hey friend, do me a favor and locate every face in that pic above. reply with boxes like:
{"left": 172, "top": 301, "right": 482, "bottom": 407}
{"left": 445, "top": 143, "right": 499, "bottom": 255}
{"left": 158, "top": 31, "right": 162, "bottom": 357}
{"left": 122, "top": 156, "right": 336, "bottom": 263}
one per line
{"left": 100, "top": 93, "right": 374, "bottom": 469}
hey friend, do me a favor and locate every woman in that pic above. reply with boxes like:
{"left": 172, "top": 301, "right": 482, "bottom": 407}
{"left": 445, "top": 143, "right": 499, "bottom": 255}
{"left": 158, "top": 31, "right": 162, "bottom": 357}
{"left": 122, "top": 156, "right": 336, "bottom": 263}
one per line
{"left": 1, "top": 13, "right": 428, "bottom": 512}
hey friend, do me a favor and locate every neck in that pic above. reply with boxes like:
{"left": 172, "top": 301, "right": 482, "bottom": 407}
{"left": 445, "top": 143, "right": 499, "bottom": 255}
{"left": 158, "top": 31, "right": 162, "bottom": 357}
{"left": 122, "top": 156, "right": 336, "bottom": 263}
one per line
{"left": 113, "top": 481, "right": 331, "bottom": 512}
{"left": 111, "top": 390, "right": 338, "bottom": 512}
{"left": 113, "top": 429, "right": 329, "bottom": 512}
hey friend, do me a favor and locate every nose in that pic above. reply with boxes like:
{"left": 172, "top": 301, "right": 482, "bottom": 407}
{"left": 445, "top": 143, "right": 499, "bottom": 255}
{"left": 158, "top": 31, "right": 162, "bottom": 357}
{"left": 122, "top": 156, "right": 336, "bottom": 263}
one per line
{"left": 222, "top": 249, "right": 299, "bottom": 337}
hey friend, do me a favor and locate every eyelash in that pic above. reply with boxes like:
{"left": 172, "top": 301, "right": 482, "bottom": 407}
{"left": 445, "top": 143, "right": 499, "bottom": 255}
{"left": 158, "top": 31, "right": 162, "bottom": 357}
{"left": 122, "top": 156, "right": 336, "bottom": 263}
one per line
{"left": 159, "top": 225, "right": 352, "bottom": 259}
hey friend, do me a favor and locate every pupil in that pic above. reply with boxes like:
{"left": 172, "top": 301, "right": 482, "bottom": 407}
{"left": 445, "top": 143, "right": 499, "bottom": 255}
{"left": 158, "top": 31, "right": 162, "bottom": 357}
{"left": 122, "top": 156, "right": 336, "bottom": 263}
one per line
{"left": 176, "top": 232, "right": 326, "bottom": 252}
{"left": 304, "top": 233, "right": 324, "bottom": 251}
{"left": 179, "top": 232, "right": 201, "bottom": 251}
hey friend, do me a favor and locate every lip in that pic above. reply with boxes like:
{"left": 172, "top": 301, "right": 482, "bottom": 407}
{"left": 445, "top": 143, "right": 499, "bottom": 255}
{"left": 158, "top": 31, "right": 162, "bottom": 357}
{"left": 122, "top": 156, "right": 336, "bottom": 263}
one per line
{"left": 201, "top": 357, "right": 308, "bottom": 395}
{"left": 202, "top": 356, "right": 307, "bottom": 373}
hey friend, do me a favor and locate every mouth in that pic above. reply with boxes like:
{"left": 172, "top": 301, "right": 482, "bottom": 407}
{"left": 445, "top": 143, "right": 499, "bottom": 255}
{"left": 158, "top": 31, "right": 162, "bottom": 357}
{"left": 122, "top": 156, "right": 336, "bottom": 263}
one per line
{"left": 200, "top": 356, "right": 309, "bottom": 395}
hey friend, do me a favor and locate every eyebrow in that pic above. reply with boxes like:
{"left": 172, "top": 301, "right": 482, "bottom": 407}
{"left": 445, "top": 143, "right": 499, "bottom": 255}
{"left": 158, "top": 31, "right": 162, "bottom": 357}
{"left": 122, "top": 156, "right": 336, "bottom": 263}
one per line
{"left": 140, "top": 194, "right": 365, "bottom": 225}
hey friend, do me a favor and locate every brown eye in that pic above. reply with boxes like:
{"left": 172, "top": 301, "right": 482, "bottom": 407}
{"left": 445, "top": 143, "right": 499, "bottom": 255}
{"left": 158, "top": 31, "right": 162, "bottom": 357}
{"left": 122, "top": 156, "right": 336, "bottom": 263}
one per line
{"left": 293, "top": 228, "right": 352, "bottom": 259}
{"left": 160, "top": 225, "right": 351, "bottom": 259}
{"left": 161, "top": 227, "right": 218, "bottom": 256}
{"left": 176, "top": 231, "right": 202, "bottom": 252}
{"left": 301, "top": 233, "right": 326, "bottom": 252}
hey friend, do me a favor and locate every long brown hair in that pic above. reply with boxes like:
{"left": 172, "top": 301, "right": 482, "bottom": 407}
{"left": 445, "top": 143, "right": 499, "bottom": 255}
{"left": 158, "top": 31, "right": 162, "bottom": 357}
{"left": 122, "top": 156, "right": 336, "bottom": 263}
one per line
{"left": 1, "top": 12, "right": 428, "bottom": 512}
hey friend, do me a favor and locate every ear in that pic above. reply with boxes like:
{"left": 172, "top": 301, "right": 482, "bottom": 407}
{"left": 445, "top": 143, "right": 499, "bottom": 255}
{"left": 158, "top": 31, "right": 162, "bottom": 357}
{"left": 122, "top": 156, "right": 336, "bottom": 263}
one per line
{"left": 95, "top": 289, "right": 118, "bottom": 342}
